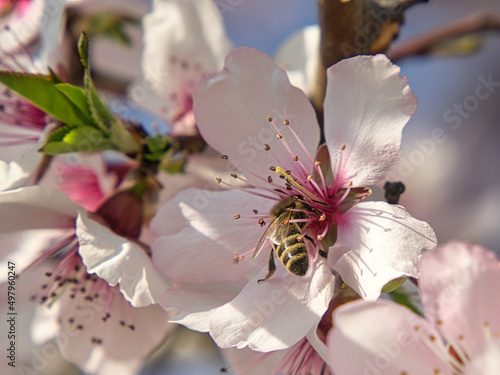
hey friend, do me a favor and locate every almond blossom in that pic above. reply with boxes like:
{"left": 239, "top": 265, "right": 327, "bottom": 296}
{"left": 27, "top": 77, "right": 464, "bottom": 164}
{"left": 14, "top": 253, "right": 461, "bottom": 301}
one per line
{"left": 328, "top": 241, "right": 500, "bottom": 374}
{"left": 0, "top": 159, "right": 172, "bottom": 375}
{"left": 150, "top": 47, "right": 436, "bottom": 353}
{"left": 137, "top": 0, "right": 231, "bottom": 135}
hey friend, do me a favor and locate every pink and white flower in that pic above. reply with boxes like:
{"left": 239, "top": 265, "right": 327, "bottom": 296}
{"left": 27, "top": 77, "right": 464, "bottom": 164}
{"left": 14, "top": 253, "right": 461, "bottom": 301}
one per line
{"left": 150, "top": 47, "right": 436, "bottom": 352}
{"left": 328, "top": 241, "right": 500, "bottom": 374}
{"left": 136, "top": 0, "right": 232, "bottom": 135}
{"left": 0, "top": 0, "right": 69, "bottom": 180}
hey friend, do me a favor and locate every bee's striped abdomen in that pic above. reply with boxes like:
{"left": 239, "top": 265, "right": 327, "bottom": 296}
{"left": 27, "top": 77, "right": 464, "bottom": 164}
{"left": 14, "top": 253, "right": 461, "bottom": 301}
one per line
{"left": 276, "top": 226, "right": 309, "bottom": 276}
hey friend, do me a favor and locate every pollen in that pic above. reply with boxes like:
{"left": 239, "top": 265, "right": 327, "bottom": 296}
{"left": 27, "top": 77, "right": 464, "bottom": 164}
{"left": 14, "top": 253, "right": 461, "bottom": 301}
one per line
{"left": 231, "top": 173, "right": 238, "bottom": 179}
{"left": 233, "top": 214, "right": 240, "bottom": 219}
{"left": 216, "top": 177, "right": 222, "bottom": 184}
{"left": 267, "top": 116, "right": 273, "bottom": 122}
{"left": 221, "top": 155, "right": 229, "bottom": 160}
{"left": 264, "top": 144, "right": 270, "bottom": 151}
{"left": 283, "top": 119, "right": 290, "bottom": 125}
{"left": 341, "top": 144, "right": 346, "bottom": 150}
{"left": 259, "top": 219, "right": 266, "bottom": 227}
{"left": 276, "top": 134, "right": 283, "bottom": 139}
{"left": 233, "top": 254, "right": 244, "bottom": 264}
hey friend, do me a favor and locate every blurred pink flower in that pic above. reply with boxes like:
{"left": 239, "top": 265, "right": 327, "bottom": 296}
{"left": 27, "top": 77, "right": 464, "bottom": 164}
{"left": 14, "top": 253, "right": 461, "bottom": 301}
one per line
{"left": 0, "top": 161, "right": 172, "bottom": 374}
{"left": 328, "top": 241, "right": 500, "bottom": 374}
{"left": 0, "top": 0, "right": 69, "bottom": 183}
{"left": 137, "top": 0, "right": 231, "bottom": 135}
{"left": 150, "top": 47, "right": 436, "bottom": 352}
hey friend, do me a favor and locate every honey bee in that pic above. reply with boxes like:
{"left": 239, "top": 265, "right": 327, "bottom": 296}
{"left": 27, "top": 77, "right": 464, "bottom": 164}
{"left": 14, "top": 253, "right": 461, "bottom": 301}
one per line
{"left": 253, "top": 195, "right": 312, "bottom": 283}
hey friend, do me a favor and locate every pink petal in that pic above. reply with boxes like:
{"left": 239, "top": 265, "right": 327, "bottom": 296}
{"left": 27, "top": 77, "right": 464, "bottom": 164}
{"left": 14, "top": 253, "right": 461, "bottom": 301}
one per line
{"left": 419, "top": 241, "right": 500, "bottom": 356}
{"left": 150, "top": 188, "right": 271, "bottom": 284}
{"left": 193, "top": 47, "right": 320, "bottom": 187}
{"left": 328, "top": 300, "right": 449, "bottom": 375}
{"left": 324, "top": 54, "right": 418, "bottom": 187}
{"left": 329, "top": 201, "right": 437, "bottom": 300}
{"left": 206, "top": 261, "right": 334, "bottom": 352}
{"left": 0, "top": 186, "right": 78, "bottom": 233}
{"left": 47, "top": 286, "right": 173, "bottom": 375}
{"left": 76, "top": 214, "right": 170, "bottom": 307}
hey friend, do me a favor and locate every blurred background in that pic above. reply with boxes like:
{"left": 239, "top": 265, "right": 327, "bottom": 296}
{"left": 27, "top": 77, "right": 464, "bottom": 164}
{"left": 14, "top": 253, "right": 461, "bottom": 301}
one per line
{"left": 2, "top": 0, "right": 499, "bottom": 373}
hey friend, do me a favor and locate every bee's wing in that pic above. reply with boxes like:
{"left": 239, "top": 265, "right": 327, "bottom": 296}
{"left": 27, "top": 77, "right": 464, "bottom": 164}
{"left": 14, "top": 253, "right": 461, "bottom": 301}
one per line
{"left": 252, "top": 211, "right": 293, "bottom": 259}
{"left": 252, "top": 223, "right": 276, "bottom": 259}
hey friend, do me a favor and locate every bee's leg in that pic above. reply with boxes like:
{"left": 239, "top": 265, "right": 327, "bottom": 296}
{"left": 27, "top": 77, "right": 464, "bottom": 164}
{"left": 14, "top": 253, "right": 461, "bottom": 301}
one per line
{"left": 304, "top": 234, "right": 328, "bottom": 259}
{"left": 257, "top": 245, "right": 277, "bottom": 283}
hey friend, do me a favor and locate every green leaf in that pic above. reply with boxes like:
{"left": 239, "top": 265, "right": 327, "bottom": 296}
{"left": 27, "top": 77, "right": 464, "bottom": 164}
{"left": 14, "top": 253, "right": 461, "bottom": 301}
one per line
{"left": 78, "top": 32, "right": 89, "bottom": 69}
{"left": 0, "top": 72, "right": 94, "bottom": 127}
{"left": 87, "top": 13, "right": 139, "bottom": 46}
{"left": 78, "top": 31, "right": 119, "bottom": 135}
{"left": 42, "top": 126, "right": 116, "bottom": 155}
{"left": 161, "top": 156, "right": 186, "bottom": 174}
{"left": 76, "top": 32, "right": 141, "bottom": 154}
{"left": 146, "top": 136, "right": 169, "bottom": 153}
{"left": 388, "top": 281, "right": 422, "bottom": 316}
{"left": 54, "top": 83, "right": 95, "bottom": 123}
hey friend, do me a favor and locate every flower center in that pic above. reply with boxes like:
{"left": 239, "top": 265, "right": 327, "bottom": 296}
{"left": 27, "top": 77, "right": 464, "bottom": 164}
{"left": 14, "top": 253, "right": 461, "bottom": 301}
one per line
{"left": 217, "top": 115, "right": 370, "bottom": 279}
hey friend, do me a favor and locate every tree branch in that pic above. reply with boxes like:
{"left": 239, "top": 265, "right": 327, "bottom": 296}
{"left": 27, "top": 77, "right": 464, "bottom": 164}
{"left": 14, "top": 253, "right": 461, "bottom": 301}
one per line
{"left": 389, "top": 11, "right": 500, "bottom": 62}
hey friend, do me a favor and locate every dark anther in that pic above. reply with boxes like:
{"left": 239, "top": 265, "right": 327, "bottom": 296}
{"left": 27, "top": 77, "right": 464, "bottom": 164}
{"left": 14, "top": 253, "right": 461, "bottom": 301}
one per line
{"left": 383, "top": 181, "right": 406, "bottom": 204}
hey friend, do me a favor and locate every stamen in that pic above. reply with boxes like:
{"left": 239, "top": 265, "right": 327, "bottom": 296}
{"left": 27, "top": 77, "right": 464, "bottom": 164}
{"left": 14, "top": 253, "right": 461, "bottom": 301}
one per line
{"left": 307, "top": 175, "right": 327, "bottom": 200}
{"left": 275, "top": 167, "right": 317, "bottom": 201}
{"left": 215, "top": 177, "right": 279, "bottom": 201}
{"left": 233, "top": 254, "right": 244, "bottom": 264}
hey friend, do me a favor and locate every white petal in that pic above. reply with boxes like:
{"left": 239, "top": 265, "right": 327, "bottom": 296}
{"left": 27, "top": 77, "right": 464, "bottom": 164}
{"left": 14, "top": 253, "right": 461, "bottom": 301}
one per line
{"left": 466, "top": 340, "right": 500, "bottom": 375}
{"left": 329, "top": 201, "right": 437, "bottom": 300}
{"left": 328, "top": 300, "right": 448, "bottom": 375}
{"left": 193, "top": 47, "right": 320, "bottom": 187}
{"left": 0, "top": 143, "right": 43, "bottom": 191}
{"left": 38, "top": 0, "right": 68, "bottom": 69}
{"left": 419, "top": 241, "right": 500, "bottom": 356}
{"left": 76, "top": 213, "right": 169, "bottom": 307}
{"left": 221, "top": 346, "right": 288, "bottom": 375}
{"left": 0, "top": 229, "right": 69, "bottom": 283}
{"left": 142, "top": 0, "right": 231, "bottom": 102}
{"left": 31, "top": 304, "right": 61, "bottom": 345}
{"left": 324, "top": 54, "right": 418, "bottom": 187}
{"left": 274, "top": 25, "right": 320, "bottom": 96}
{"left": 150, "top": 188, "right": 270, "bottom": 284}
{"left": 207, "top": 261, "right": 334, "bottom": 352}
{"left": 0, "top": 186, "right": 78, "bottom": 233}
